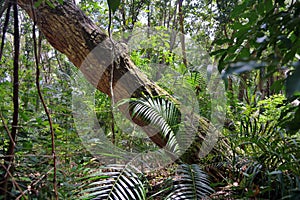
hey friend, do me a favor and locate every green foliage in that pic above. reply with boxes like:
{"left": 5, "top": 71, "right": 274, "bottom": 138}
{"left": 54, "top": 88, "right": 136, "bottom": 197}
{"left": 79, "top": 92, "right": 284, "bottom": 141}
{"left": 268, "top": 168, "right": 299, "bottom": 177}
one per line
{"left": 222, "top": 61, "right": 266, "bottom": 79}
{"left": 213, "top": 0, "right": 300, "bottom": 98}
{"left": 0, "top": 13, "right": 87, "bottom": 198}
{"left": 221, "top": 92, "right": 300, "bottom": 198}
{"left": 78, "top": 94, "right": 214, "bottom": 199}
{"left": 286, "top": 61, "right": 300, "bottom": 98}
{"left": 128, "top": 96, "right": 181, "bottom": 154}
{"left": 107, "top": 0, "right": 121, "bottom": 14}
{"left": 229, "top": 116, "right": 300, "bottom": 199}
{"left": 185, "top": 71, "right": 211, "bottom": 119}
{"left": 2, "top": 0, "right": 300, "bottom": 199}
{"left": 278, "top": 94, "right": 300, "bottom": 135}
{"left": 166, "top": 164, "right": 214, "bottom": 199}
{"left": 79, "top": 164, "right": 147, "bottom": 200}
{"left": 79, "top": 163, "right": 213, "bottom": 200}
{"left": 239, "top": 94, "right": 285, "bottom": 123}
{"left": 221, "top": 89, "right": 300, "bottom": 198}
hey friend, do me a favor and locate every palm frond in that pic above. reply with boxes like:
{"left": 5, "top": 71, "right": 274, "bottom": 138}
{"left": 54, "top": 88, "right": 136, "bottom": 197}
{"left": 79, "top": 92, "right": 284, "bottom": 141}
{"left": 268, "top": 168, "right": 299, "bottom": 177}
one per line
{"left": 166, "top": 164, "right": 214, "bottom": 200}
{"left": 232, "top": 116, "right": 300, "bottom": 198}
{"left": 129, "top": 96, "right": 181, "bottom": 154}
{"left": 79, "top": 164, "right": 147, "bottom": 200}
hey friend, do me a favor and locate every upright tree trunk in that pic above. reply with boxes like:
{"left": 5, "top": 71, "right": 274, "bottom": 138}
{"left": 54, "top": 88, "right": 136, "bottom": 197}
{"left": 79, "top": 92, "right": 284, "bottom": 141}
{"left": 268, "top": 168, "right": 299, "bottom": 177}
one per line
{"left": 258, "top": 68, "right": 265, "bottom": 99}
{"left": 1, "top": 2, "right": 20, "bottom": 198}
{"left": 178, "top": 0, "right": 187, "bottom": 67}
{"left": 267, "top": 75, "right": 274, "bottom": 97}
{"left": 227, "top": 77, "right": 234, "bottom": 107}
{"left": 238, "top": 73, "right": 248, "bottom": 102}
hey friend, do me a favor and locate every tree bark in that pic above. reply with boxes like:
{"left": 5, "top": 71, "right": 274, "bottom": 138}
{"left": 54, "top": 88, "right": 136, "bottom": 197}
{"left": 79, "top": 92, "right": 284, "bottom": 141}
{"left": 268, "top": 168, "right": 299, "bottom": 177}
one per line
{"left": 178, "top": 0, "right": 187, "bottom": 67}
{"left": 17, "top": 0, "right": 228, "bottom": 163}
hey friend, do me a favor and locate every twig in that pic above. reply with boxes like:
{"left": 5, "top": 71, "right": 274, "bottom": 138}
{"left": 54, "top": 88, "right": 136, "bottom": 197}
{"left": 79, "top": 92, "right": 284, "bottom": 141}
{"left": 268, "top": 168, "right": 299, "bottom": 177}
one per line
{"left": 15, "top": 168, "right": 54, "bottom": 200}
{"left": 0, "top": 112, "right": 15, "bottom": 148}
{"left": 0, "top": 0, "right": 9, "bottom": 19}
{"left": 108, "top": 4, "right": 116, "bottom": 145}
{"left": 30, "top": 1, "right": 58, "bottom": 199}
{"left": 1, "top": 2, "right": 20, "bottom": 199}
{"left": 0, "top": 2, "right": 11, "bottom": 61}
{"left": 0, "top": 164, "right": 26, "bottom": 200}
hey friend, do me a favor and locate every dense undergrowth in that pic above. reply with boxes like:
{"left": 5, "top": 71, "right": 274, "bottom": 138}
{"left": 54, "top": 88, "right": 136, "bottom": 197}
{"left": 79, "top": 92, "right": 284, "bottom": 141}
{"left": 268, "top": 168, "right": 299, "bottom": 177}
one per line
{"left": 1, "top": 0, "right": 300, "bottom": 199}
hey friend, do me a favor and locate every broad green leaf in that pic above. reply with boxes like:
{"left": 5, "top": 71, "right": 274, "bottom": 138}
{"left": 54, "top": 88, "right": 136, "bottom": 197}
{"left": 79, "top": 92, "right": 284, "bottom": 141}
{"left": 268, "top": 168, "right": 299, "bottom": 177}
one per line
{"left": 230, "top": 2, "right": 248, "bottom": 18}
{"left": 210, "top": 49, "right": 227, "bottom": 57}
{"left": 238, "top": 47, "right": 250, "bottom": 59}
{"left": 270, "top": 79, "right": 284, "bottom": 93}
{"left": 283, "top": 106, "right": 300, "bottom": 133}
{"left": 223, "top": 61, "right": 267, "bottom": 78}
{"left": 213, "top": 38, "right": 232, "bottom": 45}
{"left": 107, "top": 0, "right": 121, "bottom": 13}
{"left": 286, "top": 62, "right": 300, "bottom": 97}
{"left": 264, "top": 0, "right": 274, "bottom": 13}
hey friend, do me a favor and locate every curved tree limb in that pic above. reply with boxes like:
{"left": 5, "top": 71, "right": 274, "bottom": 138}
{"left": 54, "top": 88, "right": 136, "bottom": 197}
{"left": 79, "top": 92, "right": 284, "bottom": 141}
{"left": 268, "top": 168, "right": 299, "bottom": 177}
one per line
{"left": 17, "top": 0, "right": 230, "bottom": 164}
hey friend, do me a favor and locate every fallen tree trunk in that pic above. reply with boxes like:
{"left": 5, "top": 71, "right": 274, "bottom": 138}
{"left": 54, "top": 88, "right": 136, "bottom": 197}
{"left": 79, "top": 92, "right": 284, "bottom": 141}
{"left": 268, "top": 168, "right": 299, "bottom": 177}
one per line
{"left": 17, "top": 0, "right": 230, "bottom": 164}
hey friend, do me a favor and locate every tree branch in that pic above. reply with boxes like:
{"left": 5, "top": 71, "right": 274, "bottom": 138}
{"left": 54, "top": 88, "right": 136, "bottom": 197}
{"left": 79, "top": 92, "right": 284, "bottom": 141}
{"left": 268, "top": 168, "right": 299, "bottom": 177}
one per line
{"left": 16, "top": 0, "right": 230, "bottom": 164}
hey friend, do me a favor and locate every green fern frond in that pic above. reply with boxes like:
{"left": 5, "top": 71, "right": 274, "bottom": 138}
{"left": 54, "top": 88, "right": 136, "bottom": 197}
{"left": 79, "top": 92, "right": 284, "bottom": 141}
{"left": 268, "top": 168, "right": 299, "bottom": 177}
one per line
{"left": 166, "top": 164, "right": 214, "bottom": 200}
{"left": 129, "top": 96, "right": 181, "bottom": 154}
{"left": 79, "top": 164, "right": 147, "bottom": 200}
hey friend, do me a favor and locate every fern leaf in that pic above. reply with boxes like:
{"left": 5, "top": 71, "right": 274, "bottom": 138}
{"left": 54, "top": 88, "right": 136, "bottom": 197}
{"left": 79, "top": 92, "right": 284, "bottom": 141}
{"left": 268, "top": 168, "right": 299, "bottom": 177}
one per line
{"left": 129, "top": 96, "right": 181, "bottom": 154}
{"left": 79, "top": 164, "right": 146, "bottom": 200}
{"left": 166, "top": 164, "right": 214, "bottom": 200}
